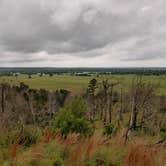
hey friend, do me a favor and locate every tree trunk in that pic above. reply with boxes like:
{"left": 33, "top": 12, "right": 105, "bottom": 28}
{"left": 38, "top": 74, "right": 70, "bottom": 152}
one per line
{"left": 1, "top": 84, "right": 5, "bottom": 113}
{"left": 29, "top": 98, "right": 36, "bottom": 125}
{"left": 1, "top": 84, "right": 5, "bottom": 129}
{"left": 132, "top": 106, "right": 138, "bottom": 130}
{"left": 108, "top": 86, "right": 113, "bottom": 123}
{"left": 119, "top": 88, "right": 123, "bottom": 121}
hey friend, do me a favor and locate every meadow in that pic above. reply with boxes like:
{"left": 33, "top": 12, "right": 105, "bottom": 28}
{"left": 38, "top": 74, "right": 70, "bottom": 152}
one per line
{"left": 0, "top": 74, "right": 165, "bottom": 95}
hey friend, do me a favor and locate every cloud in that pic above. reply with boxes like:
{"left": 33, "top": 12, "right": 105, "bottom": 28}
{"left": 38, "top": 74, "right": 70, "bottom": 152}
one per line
{"left": 0, "top": 0, "right": 166, "bottom": 66}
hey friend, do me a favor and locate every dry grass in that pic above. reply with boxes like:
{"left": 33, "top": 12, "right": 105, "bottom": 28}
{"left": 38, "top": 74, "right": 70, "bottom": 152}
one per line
{"left": 64, "top": 133, "right": 109, "bottom": 165}
{"left": 124, "top": 139, "right": 166, "bottom": 166}
{"left": 8, "top": 142, "right": 18, "bottom": 164}
{"left": 124, "top": 143, "right": 155, "bottom": 166}
{"left": 62, "top": 133, "right": 80, "bottom": 147}
{"left": 43, "top": 128, "right": 52, "bottom": 143}
{"left": 7, "top": 128, "right": 23, "bottom": 164}
{"left": 2, "top": 129, "right": 165, "bottom": 166}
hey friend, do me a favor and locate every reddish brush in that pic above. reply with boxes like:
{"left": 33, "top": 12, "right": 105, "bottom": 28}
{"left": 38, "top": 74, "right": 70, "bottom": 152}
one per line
{"left": 63, "top": 133, "right": 79, "bottom": 148}
{"left": 66, "top": 139, "right": 84, "bottom": 166}
{"left": 85, "top": 139, "right": 94, "bottom": 159}
{"left": 85, "top": 134, "right": 100, "bottom": 159}
{"left": 8, "top": 127, "right": 23, "bottom": 164}
{"left": 124, "top": 142, "right": 155, "bottom": 166}
{"left": 54, "top": 131, "right": 62, "bottom": 144}
{"left": 43, "top": 128, "right": 52, "bottom": 143}
{"left": 84, "top": 133, "right": 107, "bottom": 159}
{"left": 8, "top": 142, "right": 18, "bottom": 164}
{"left": 30, "top": 145, "right": 46, "bottom": 159}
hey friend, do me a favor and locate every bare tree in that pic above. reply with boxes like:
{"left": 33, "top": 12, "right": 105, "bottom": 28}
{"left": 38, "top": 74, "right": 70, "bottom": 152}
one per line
{"left": 125, "top": 77, "right": 157, "bottom": 143}
{"left": 98, "top": 78, "right": 118, "bottom": 124}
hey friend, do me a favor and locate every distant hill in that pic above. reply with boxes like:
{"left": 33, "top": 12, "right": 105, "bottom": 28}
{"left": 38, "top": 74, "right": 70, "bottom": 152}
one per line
{"left": 0, "top": 67, "right": 166, "bottom": 75}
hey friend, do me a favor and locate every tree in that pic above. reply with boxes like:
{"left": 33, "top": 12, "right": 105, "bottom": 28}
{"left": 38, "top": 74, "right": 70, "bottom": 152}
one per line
{"left": 52, "top": 97, "right": 93, "bottom": 137}
{"left": 0, "top": 83, "right": 6, "bottom": 129}
{"left": 125, "top": 77, "right": 157, "bottom": 142}
{"left": 28, "top": 74, "right": 32, "bottom": 79}
{"left": 1, "top": 83, "right": 5, "bottom": 114}
{"left": 87, "top": 78, "right": 97, "bottom": 121}
{"left": 99, "top": 79, "right": 118, "bottom": 124}
{"left": 87, "top": 78, "right": 97, "bottom": 95}
{"left": 49, "top": 73, "right": 53, "bottom": 77}
{"left": 55, "top": 89, "right": 70, "bottom": 107}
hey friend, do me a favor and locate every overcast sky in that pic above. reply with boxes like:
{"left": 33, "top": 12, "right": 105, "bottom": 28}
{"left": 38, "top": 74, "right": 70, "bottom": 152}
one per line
{"left": 0, "top": 0, "right": 166, "bottom": 67}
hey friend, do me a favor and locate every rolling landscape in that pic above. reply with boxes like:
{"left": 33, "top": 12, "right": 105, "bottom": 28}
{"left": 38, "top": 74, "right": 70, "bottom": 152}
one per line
{"left": 0, "top": 68, "right": 165, "bottom": 166}
{"left": 0, "top": 0, "right": 166, "bottom": 166}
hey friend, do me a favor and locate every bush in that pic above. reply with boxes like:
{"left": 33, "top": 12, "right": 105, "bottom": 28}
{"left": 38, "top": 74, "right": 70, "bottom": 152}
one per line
{"left": 52, "top": 97, "right": 93, "bottom": 137}
{"left": 14, "top": 142, "right": 64, "bottom": 166}
{"left": 18, "top": 127, "right": 41, "bottom": 147}
{"left": 42, "top": 143, "right": 64, "bottom": 166}
{"left": 0, "top": 126, "right": 41, "bottom": 148}
{"left": 104, "top": 124, "right": 114, "bottom": 135}
{"left": 160, "top": 128, "right": 166, "bottom": 140}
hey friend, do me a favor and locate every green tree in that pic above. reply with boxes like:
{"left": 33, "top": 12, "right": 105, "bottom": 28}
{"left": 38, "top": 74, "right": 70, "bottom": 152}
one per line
{"left": 87, "top": 78, "right": 97, "bottom": 120}
{"left": 52, "top": 97, "right": 93, "bottom": 137}
{"left": 87, "top": 78, "right": 97, "bottom": 95}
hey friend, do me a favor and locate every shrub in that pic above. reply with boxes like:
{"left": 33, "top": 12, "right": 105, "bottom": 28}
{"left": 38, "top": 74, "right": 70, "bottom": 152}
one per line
{"left": 104, "top": 124, "right": 114, "bottom": 135}
{"left": 18, "top": 127, "right": 41, "bottom": 147}
{"left": 55, "top": 89, "right": 70, "bottom": 106}
{"left": 42, "top": 143, "right": 64, "bottom": 166}
{"left": 52, "top": 97, "right": 93, "bottom": 137}
{"left": 0, "top": 126, "right": 41, "bottom": 148}
{"left": 160, "top": 128, "right": 166, "bottom": 140}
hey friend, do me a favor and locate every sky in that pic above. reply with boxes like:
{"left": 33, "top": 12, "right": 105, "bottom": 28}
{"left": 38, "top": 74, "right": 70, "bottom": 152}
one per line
{"left": 0, "top": 0, "right": 166, "bottom": 67}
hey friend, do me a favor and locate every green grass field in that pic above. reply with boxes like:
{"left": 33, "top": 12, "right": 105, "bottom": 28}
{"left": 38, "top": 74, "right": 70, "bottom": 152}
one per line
{"left": 0, "top": 74, "right": 165, "bottom": 95}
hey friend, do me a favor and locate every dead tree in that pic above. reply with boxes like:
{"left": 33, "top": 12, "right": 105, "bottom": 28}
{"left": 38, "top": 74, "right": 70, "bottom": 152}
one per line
{"left": 125, "top": 77, "right": 157, "bottom": 143}
{"left": 99, "top": 79, "right": 118, "bottom": 124}
{"left": 0, "top": 83, "right": 8, "bottom": 129}
{"left": 117, "top": 87, "right": 124, "bottom": 127}
{"left": 1, "top": 84, "right": 5, "bottom": 113}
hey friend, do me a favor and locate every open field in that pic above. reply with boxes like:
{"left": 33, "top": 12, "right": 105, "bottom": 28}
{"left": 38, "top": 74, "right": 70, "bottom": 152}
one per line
{"left": 0, "top": 74, "right": 165, "bottom": 95}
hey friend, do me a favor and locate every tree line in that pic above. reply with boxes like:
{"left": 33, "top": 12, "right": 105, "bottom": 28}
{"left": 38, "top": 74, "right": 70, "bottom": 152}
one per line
{"left": 0, "top": 77, "right": 165, "bottom": 141}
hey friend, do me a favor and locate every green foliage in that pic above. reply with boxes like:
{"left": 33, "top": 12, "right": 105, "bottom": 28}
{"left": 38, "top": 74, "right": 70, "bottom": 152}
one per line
{"left": 35, "top": 89, "right": 48, "bottom": 105}
{"left": 112, "top": 91, "right": 119, "bottom": 103}
{"left": 18, "top": 127, "right": 41, "bottom": 147}
{"left": 160, "top": 107, "right": 166, "bottom": 113}
{"left": 95, "top": 146, "right": 125, "bottom": 166}
{"left": 0, "top": 126, "right": 41, "bottom": 148}
{"left": 55, "top": 89, "right": 70, "bottom": 106}
{"left": 84, "top": 143, "right": 125, "bottom": 166}
{"left": 104, "top": 124, "right": 114, "bottom": 135}
{"left": 19, "top": 82, "right": 29, "bottom": 91}
{"left": 0, "top": 74, "right": 165, "bottom": 95}
{"left": 6, "top": 142, "right": 64, "bottom": 166}
{"left": 160, "top": 128, "right": 166, "bottom": 140}
{"left": 28, "top": 89, "right": 48, "bottom": 106}
{"left": 41, "top": 143, "right": 64, "bottom": 166}
{"left": 49, "top": 73, "right": 53, "bottom": 77}
{"left": 52, "top": 97, "right": 93, "bottom": 137}
{"left": 87, "top": 78, "right": 97, "bottom": 95}
{"left": 0, "top": 133, "right": 9, "bottom": 149}
{"left": 28, "top": 74, "right": 32, "bottom": 79}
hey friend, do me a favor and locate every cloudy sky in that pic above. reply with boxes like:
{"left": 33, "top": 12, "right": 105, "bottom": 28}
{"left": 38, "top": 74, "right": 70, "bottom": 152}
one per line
{"left": 0, "top": 0, "right": 166, "bottom": 67}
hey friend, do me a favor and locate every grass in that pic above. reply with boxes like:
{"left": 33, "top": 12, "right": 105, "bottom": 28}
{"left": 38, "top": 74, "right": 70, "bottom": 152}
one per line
{"left": 1, "top": 128, "right": 165, "bottom": 166}
{"left": 0, "top": 74, "right": 166, "bottom": 95}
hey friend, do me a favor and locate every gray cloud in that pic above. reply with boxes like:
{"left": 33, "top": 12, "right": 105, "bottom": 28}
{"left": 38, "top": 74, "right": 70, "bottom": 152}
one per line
{"left": 0, "top": 0, "right": 166, "bottom": 66}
